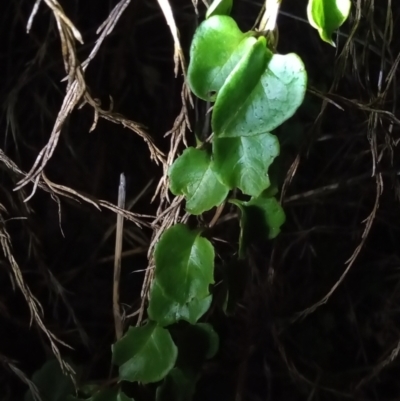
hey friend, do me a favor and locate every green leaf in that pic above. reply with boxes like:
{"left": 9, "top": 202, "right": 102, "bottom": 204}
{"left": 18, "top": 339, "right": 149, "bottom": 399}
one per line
{"left": 212, "top": 133, "right": 279, "bottom": 196}
{"left": 112, "top": 322, "right": 177, "bottom": 384}
{"left": 155, "top": 224, "right": 215, "bottom": 304}
{"left": 206, "top": 0, "right": 232, "bottom": 18}
{"left": 148, "top": 279, "right": 212, "bottom": 326}
{"left": 307, "top": 0, "right": 351, "bottom": 45}
{"left": 156, "top": 368, "right": 196, "bottom": 401}
{"left": 188, "top": 16, "right": 257, "bottom": 101}
{"left": 212, "top": 45, "right": 307, "bottom": 138}
{"left": 244, "top": 193, "right": 286, "bottom": 239}
{"left": 24, "top": 359, "right": 75, "bottom": 401}
{"left": 231, "top": 192, "right": 286, "bottom": 257}
{"left": 168, "top": 147, "right": 229, "bottom": 215}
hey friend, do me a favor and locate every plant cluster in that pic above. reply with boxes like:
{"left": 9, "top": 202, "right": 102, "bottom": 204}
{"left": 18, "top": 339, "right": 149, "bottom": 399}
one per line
{"left": 23, "top": 0, "right": 352, "bottom": 400}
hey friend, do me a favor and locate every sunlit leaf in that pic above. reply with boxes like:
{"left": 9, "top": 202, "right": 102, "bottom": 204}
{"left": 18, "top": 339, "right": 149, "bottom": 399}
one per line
{"left": 155, "top": 224, "right": 215, "bottom": 304}
{"left": 169, "top": 147, "right": 229, "bottom": 215}
{"left": 212, "top": 133, "right": 279, "bottom": 196}
{"left": 188, "top": 16, "right": 256, "bottom": 101}
{"left": 212, "top": 42, "right": 307, "bottom": 138}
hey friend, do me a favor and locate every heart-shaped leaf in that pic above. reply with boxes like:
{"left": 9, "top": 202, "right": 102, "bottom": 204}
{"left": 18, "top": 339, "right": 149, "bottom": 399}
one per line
{"left": 206, "top": 0, "right": 232, "bottom": 19}
{"left": 307, "top": 0, "right": 351, "bottom": 46}
{"left": 148, "top": 279, "right": 212, "bottom": 326}
{"left": 212, "top": 133, "right": 279, "bottom": 196}
{"left": 112, "top": 322, "right": 177, "bottom": 384}
{"left": 155, "top": 224, "right": 215, "bottom": 304}
{"left": 168, "top": 147, "right": 229, "bottom": 215}
{"left": 188, "top": 16, "right": 257, "bottom": 101}
{"left": 212, "top": 43, "right": 307, "bottom": 138}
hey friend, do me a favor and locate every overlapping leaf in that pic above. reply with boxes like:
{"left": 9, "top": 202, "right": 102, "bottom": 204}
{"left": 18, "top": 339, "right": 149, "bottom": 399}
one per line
{"left": 212, "top": 41, "right": 307, "bottom": 137}
{"left": 188, "top": 16, "right": 257, "bottom": 101}
{"left": 148, "top": 279, "right": 212, "bottom": 326}
{"left": 213, "top": 133, "right": 279, "bottom": 196}
{"left": 169, "top": 147, "right": 229, "bottom": 215}
{"left": 112, "top": 322, "right": 177, "bottom": 384}
{"left": 155, "top": 224, "right": 214, "bottom": 304}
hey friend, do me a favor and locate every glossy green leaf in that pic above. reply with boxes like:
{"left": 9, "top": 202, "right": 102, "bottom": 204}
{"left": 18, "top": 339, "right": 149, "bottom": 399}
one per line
{"left": 156, "top": 368, "right": 196, "bottom": 401}
{"left": 168, "top": 147, "right": 229, "bottom": 215}
{"left": 112, "top": 322, "right": 177, "bottom": 384}
{"left": 24, "top": 359, "right": 75, "bottom": 401}
{"left": 206, "top": 0, "right": 232, "bottom": 18}
{"left": 212, "top": 133, "right": 279, "bottom": 196}
{"left": 148, "top": 279, "right": 212, "bottom": 326}
{"left": 307, "top": 0, "right": 351, "bottom": 45}
{"left": 231, "top": 192, "right": 286, "bottom": 257}
{"left": 155, "top": 224, "right": 215, "bottom": 304}
{"left": 188, "top": 16, "right": 256, "bottom": 101}
{"left": 212, "top": 45, "right": 307, "bottom": 138}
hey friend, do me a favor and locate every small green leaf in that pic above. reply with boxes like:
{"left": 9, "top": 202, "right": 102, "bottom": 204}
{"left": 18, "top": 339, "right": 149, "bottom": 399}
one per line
{"left": 231, "top": 192, "right": 286, "bottom": 257}
{"left": 307, "top": 0, "right": 351, "bottom": 45}
{"left": 112, "top": 322, "right": 177, "bottom": 384}
{"left": 188, "top": 16, "right": 256, "bottom": 101}
{"left": 245, "top": 193, "right": 286, "bottom": 239}
{"left": 24, "top": 359, "right": 75, "bottom": 401}
{"left": 212, "top": 48, "right": 307, "bottom": 138}
{"left": 206, "top": 0, "right": 232, "bottom": 18}
{"left": 212, "top": 133, "right": 279, "bottom": 196}
{"left": 155, "top": 224, "right": 215, "bottom": 304}
{"left": 168, "top": 147, "right": 229, "bottom": 215}
{"left": 148, "top": 279, "right": 212, "bottom": 326}
{"left": 156, "top": 368, "right": 196, "bottom": 401}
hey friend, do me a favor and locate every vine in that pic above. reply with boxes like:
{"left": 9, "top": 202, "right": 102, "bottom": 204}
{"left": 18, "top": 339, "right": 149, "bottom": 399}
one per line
{"left": 24, "top": 0, "right": 351, "bottom": 400}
